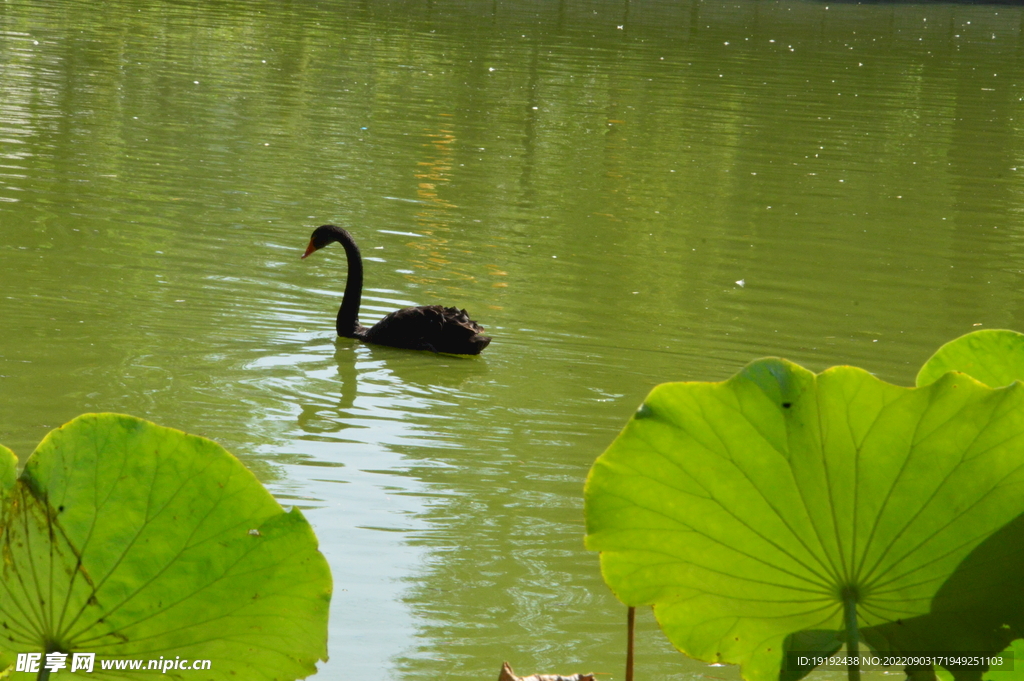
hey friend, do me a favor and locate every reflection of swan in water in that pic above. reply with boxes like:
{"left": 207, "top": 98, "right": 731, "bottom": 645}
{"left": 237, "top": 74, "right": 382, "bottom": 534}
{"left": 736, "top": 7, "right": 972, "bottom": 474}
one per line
{"left": 295, "top": 344, "right": 490, "bottom": 436}
{"left": 296, "top": 344, "right": 358, "bottom": 435}
{"left": 302, "top": 225, "right": 491, "bottom": 355}
{"left": 357, "top": 342, "right": 490, "bottom": 390}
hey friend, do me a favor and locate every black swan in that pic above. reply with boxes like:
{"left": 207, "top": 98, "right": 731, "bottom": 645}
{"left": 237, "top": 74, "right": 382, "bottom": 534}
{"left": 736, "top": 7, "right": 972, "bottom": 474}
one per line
{"left": 302, "top": 225, "right": 491, "bottom": 355}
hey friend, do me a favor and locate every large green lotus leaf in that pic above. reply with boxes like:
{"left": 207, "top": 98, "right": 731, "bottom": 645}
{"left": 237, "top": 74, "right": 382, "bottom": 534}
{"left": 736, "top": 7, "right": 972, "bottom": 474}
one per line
{"left": 585, "top": 358, "right": 1024, "bottom": 681}
{"left": 917, "top": 329, "right": 1024, "bottom": 388}
{"left": 0, "top": 414, "right": 331, "bottom": 680}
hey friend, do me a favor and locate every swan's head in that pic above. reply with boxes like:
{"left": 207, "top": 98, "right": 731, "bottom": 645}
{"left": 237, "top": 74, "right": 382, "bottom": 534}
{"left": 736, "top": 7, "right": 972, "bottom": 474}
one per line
{"left": 302, "top": 224, "right": 352, "bottom": 259}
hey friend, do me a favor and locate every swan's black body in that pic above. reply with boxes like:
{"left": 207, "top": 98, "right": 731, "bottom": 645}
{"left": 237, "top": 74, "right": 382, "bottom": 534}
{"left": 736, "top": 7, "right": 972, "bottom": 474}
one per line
{"left": 302, "top": 225, "right": 491, "bottom": 355}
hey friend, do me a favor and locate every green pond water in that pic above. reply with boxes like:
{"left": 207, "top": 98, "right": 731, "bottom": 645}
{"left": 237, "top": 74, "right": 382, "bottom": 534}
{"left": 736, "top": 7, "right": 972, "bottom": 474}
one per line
{"left": 3, "top": 0, "right": 1024, "bottom": 678}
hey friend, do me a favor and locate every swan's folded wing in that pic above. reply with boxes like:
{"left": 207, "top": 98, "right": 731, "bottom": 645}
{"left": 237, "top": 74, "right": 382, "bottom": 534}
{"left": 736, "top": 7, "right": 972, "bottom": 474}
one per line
{"left": 364, "top": 306, "right": 491, "bottom": 354}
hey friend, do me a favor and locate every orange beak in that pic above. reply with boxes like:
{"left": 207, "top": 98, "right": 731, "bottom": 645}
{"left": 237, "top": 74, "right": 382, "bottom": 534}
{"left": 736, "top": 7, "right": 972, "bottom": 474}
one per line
{"left": 301, "top": 240, "right": 317, "bottom": 259}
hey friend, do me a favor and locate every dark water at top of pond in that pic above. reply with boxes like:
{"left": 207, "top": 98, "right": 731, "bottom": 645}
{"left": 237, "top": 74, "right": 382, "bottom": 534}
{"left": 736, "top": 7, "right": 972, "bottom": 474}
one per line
{"left": 3, "top": 0, "right": 1024, "bottom": 678}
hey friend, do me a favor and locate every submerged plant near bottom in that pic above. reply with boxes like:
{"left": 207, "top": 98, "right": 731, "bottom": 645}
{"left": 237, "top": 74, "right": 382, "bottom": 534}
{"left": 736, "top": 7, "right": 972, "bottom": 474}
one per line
{"left": 0, "top": 413, "right": 331, "bottom": 680}
{"left": 585, "top": 343, "right": 1024, "bottom": 681}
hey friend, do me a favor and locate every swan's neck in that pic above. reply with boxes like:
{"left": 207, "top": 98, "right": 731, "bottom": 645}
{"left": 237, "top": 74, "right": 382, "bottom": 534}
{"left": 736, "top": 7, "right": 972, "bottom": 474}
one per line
{"left": 334, "top": 230, "right": 364, "bottom": 337}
